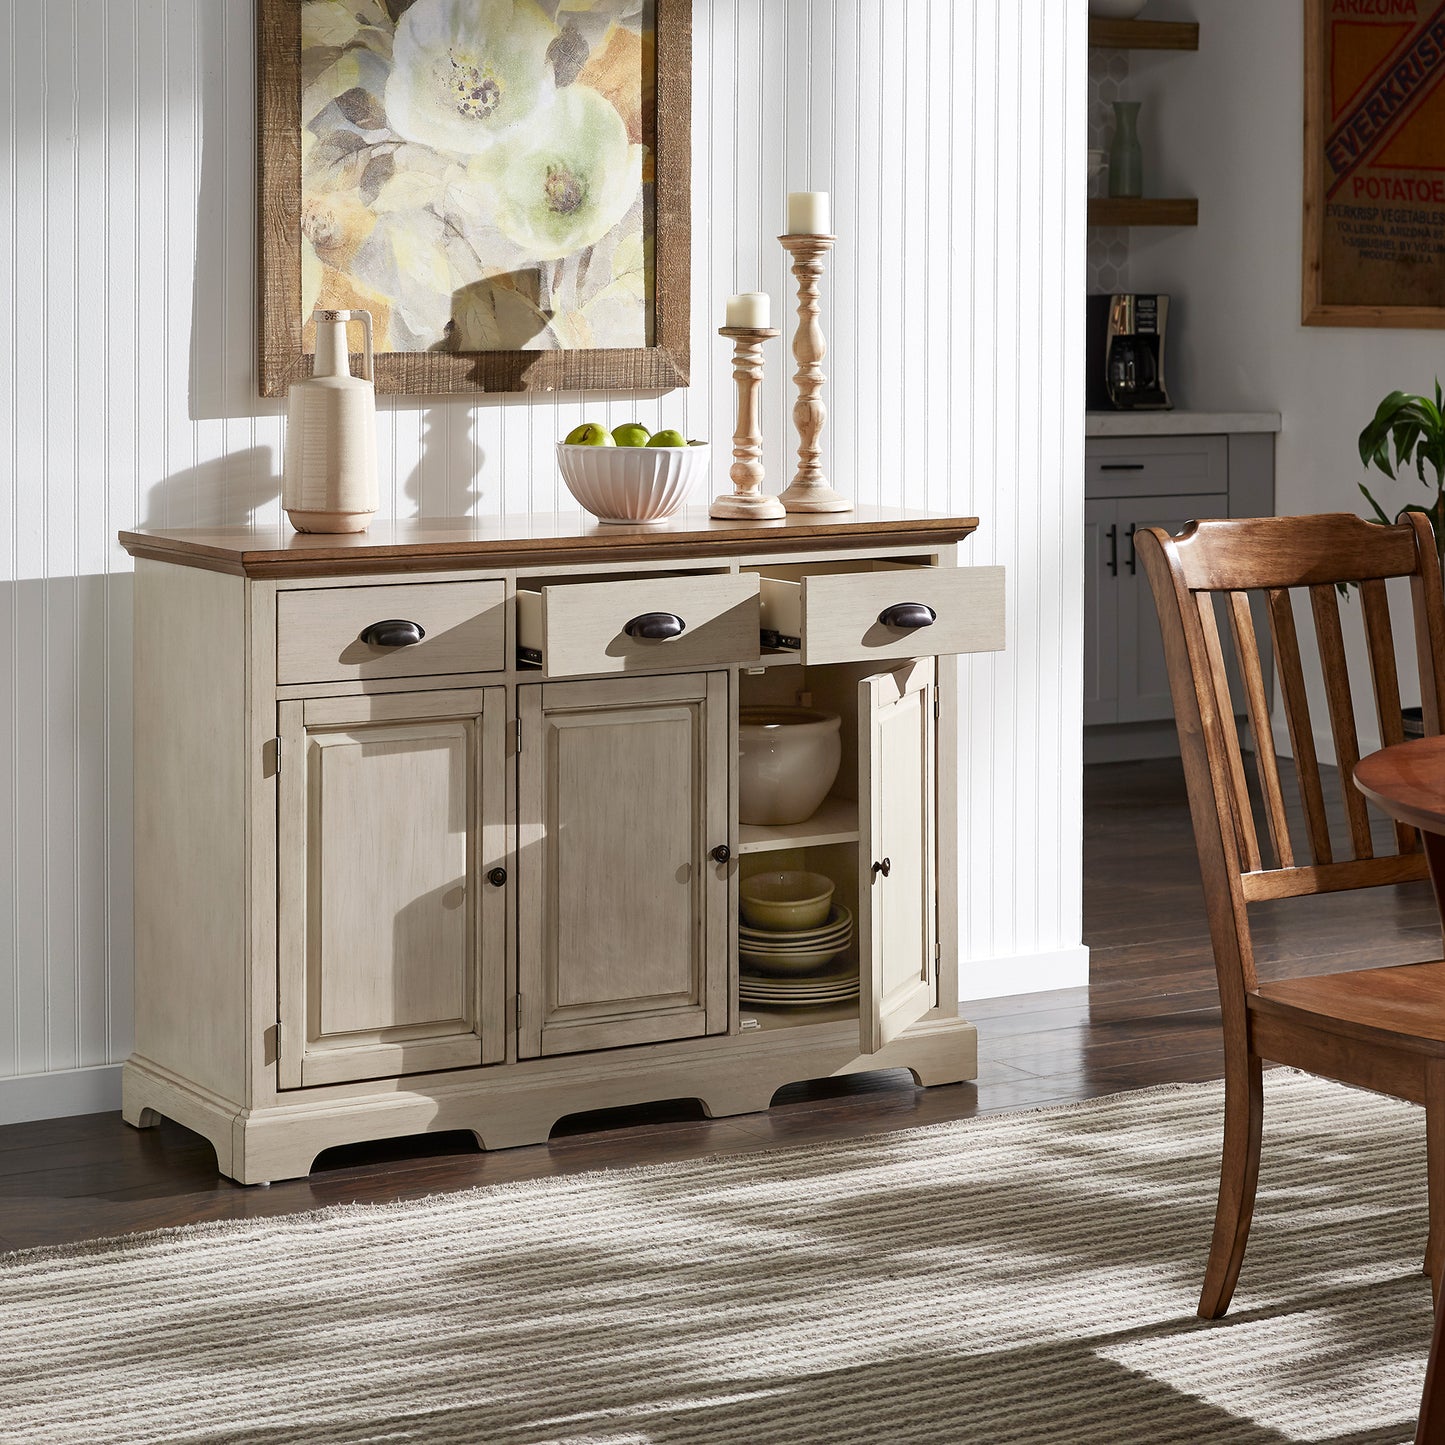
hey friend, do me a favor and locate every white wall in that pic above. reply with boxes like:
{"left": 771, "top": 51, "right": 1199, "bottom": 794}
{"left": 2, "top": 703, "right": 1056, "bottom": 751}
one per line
{"left": 1130, "top": 1, "right": 1443, "bottom": 758}
{"left": 0, "top": 0, "right": 1085, "bottom": 1121}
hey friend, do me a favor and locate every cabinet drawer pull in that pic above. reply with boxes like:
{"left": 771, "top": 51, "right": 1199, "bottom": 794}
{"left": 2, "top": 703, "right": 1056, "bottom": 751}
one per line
{"left": 623, "top": 611, "right": 687, "bottom": 640}
{"left": 1099, "top": 462, "right": 1146, "bottom": 471}
{"left": 359, "top": 619, "right": 427, "bottom": 649}
{"left": 877, "top": 603, "right": 936, "bottom": 631}
{"left": 487, "top": 867, "right": 508, "bottom": 888}
{"left": 872, "top": 857, "right": 892, "bottom": 879}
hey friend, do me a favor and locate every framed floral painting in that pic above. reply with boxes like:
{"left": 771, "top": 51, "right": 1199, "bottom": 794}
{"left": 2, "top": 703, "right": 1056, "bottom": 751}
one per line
{"left": 258, "top": 0, "right": 690, "bottom": 396}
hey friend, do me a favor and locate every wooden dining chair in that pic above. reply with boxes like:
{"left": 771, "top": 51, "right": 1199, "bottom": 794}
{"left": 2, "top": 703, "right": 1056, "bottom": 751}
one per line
{"left": 1136, "top": 511, "right": 1445, "bottom": 1320}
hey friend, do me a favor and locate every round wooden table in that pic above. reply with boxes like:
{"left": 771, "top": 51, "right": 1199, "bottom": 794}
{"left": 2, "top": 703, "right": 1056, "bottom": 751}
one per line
{"left": 1355, "top": 735, "right": 1445, "bottom": 1445}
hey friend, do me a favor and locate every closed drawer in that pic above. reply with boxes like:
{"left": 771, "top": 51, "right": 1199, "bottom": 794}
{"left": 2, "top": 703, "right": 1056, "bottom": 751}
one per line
{"left": 1085, "top": 435, "right": 1228, "bottom": 498}
{"left": 752, "top": 561, "right": 1005, "bottom": 666}
{"left": 517, "top": 573, "right": 759, "bottom": 678}
{"left": 277, "top": 580, "right": 506, "bottom": 685}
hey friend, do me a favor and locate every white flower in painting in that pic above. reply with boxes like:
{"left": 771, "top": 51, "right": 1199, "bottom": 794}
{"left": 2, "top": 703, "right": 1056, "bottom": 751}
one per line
{"left": 384, "top": 0, "right": 557, "bottom": 156}
{"left": 476, "top": 83, "right": 642, "bottom": 260}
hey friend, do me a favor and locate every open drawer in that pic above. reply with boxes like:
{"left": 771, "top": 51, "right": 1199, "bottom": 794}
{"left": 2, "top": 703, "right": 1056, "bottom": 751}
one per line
{"left": 748, "top": 560, "right": 1005, "bottom": 666}
{"left": 516, "top": 572, "right": 760, "bottom": 678}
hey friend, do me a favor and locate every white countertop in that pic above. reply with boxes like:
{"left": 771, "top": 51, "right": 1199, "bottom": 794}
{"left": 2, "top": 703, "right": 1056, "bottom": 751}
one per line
{"left": 1085, "top": 410, "right": 1282, "bottom": 437}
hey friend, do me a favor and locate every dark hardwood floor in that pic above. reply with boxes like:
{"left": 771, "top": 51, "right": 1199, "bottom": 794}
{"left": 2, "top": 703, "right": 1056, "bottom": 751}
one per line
{"left": 1, "top": 755, "right": 1439, "bottom": 1252}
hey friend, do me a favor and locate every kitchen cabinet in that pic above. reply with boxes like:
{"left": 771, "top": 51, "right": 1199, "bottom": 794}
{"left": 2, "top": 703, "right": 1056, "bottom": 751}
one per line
{"left": 117, "top": 509, "right": 1004, "bottom": 1184}
{"left": 1084, "top": 427, "right": 1277, "bottom": 762}
{"left": 517, "top": 672, "right": 730, "bottom": 1057}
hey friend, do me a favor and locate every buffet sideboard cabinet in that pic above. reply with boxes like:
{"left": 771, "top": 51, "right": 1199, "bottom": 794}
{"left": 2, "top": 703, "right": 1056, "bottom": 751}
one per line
{"left": 118, "top": 509, "right": 1005, "bottom": 1184}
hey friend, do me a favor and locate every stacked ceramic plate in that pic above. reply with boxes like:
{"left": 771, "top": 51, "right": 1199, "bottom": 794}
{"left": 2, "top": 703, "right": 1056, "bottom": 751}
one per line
{"left": 739, "top": 903, "right": 858, "bottom": 1006}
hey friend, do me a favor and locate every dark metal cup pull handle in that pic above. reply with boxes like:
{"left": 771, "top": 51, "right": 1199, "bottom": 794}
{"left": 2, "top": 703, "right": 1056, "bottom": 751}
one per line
{"left": 360, "top": 619, "right": 426, "bottom": 648}
{"left": 872, "top": 857, "right": 891, "bottom": 879}
{"left": 877, "top": 603, "right": 936, "bottom": 631}
{"left": 623, "top": 612, "right": 686, "bottom": 641}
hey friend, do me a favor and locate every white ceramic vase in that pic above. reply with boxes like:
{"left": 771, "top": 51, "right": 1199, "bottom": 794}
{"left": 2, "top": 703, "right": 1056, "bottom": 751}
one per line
{"left": 283, "top": 309, "right": 379, "bottom": 534}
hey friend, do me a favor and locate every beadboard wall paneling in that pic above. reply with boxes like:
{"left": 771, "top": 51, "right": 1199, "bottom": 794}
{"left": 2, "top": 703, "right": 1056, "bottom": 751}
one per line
{"left": 0, "top": 0, "right": 1085, "bottom": 1103}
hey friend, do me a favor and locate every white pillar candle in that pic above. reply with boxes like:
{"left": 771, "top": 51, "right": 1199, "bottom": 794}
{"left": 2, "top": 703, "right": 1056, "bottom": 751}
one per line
{"left": 725, "top": 292, "right": 771, "bottom": 328}
{"left": 785, "top": 191, "right": 831, "bottom": 235}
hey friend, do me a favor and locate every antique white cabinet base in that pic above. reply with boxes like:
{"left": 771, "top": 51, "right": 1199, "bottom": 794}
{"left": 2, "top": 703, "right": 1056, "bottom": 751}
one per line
{"left": 123, "top": 1016, "right": 976, "bottom": 1184}
{"left": 119, "top": 509, "right": 1002, "bottom": 1186}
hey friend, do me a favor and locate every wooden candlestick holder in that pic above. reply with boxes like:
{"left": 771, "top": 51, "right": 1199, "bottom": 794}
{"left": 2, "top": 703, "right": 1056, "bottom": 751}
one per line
{"left": 777, "top": 234, "right": 851, "bottom": 513}
{"left": 711, "top": 327, "right": 785, "bottom": 520}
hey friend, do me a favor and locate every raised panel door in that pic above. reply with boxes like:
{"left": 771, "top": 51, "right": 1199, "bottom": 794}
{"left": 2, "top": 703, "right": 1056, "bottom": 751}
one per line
{"left": 518, "top": 673, "right": 729, "bottom": 1057}
{"left": 277, "top": 688, "right": 507, "bottom": 1088}
{"left": 858, "top": 658, "right": 937, "bottom": 1053}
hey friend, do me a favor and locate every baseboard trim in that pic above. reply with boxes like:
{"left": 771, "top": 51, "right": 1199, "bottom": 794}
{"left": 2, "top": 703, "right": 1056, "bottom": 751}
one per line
{"left": 958, "top": 944, "right": 1091, "bottom": 1004}
{"left": 0, "top": 1064, "right": 123, "bottom": 1126}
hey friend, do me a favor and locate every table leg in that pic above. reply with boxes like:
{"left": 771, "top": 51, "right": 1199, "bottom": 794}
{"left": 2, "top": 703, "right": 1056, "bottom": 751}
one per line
{"left": 1419, "top": 1284, "right": 1445, "bottom": 1444}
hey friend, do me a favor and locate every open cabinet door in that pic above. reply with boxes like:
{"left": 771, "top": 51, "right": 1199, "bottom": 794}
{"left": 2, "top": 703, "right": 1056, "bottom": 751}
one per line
{"left": 858, "top": 658, "right": 937, "bottom": 1054}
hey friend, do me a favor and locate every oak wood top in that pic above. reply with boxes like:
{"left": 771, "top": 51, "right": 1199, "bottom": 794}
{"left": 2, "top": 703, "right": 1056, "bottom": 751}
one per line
{"left": 1355, "top": 736, "right": 1445, "bottom": 835}
{"left": 118, "top": 506, "right": 982, "bottom": 578}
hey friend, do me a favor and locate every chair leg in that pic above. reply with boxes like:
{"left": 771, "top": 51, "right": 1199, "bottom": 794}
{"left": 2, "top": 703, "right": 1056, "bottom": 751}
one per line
{"left": 1198, "top": 1051, "right": 1264, "bottom": 1320}
{"left": 1427, "top": 1061, "right": 1445, "bottom": 1308}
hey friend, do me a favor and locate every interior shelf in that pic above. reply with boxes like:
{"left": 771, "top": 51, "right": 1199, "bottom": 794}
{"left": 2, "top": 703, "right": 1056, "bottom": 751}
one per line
{"left": 739, "top": 1000, "right": 860, "bottom": 1031}
{"left": 737, "top": 795, "right": 860, "bottom": 854}
{"left": 1088, "top": 198, "right": 1198, "bottom": 228}
{"left": 1088, "top": 18, "right": 1198, "bottom": 51}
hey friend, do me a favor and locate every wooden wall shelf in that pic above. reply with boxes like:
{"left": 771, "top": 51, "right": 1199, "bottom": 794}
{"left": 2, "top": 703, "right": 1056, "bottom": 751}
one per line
{"left": 1088, "top": 18, "right": 1199, "bottom": 51}
{"left": 1088, "top": 198, "right": 1199, "bottom": 228}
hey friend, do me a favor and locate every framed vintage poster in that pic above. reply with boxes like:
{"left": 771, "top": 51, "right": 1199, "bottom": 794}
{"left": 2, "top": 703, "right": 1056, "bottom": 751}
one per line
{"left": 258, "top": 0, "right": 690, "bottom": 396}
{"left": 1304, "top": 0, "right": 1445, "bottom": 327}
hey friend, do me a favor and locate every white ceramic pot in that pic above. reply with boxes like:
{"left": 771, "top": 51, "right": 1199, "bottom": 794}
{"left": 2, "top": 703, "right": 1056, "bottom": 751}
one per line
{"left": 737, "top": 707, "right": 843, "bottom": 826}
{"left": 1088, "top": 0, "right": 1148, "bottom": 16}
{"left": 556, "top": 442, "right": 709, "bottom": 523}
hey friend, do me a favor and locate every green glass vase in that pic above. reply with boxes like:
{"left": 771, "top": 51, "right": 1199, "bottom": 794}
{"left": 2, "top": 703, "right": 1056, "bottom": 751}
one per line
{"left": 1108, "top": 101, "right": 1143, "bottom": 199}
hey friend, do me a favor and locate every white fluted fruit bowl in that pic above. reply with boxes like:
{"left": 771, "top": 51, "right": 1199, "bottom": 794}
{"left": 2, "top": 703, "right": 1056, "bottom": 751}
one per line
{"left": 556, "top": 442, "right": 709, "bottom": 524}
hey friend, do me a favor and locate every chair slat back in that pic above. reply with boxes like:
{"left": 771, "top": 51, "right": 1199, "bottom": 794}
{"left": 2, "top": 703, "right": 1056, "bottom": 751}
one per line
{"left": 1136, "top": 512, "right": 1445, "bottom": 1018}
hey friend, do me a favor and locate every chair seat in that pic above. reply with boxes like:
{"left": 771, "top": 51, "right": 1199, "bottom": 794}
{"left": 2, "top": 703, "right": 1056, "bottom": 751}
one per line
{"left": 1251, "top": 958, "right": 1445, "bottom": 1053}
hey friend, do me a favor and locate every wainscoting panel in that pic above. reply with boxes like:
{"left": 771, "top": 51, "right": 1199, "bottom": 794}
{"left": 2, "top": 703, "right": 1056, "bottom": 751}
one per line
{"left": 0, "top": 0, "right": 1084, "bottom": 1103}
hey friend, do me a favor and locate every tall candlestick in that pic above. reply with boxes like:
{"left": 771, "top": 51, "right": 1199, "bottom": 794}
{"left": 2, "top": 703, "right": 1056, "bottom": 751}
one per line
{"left": 726, "top": 292, "right": 771, "bottom": 329}
{"left": 786, "top": 191, "right": 831, "bottom": 235}
{"left": 711, "top": 326, "right": 785, "bottom": 520}
{"left": 776, "top": 233, "right": 851, "bottom": 513}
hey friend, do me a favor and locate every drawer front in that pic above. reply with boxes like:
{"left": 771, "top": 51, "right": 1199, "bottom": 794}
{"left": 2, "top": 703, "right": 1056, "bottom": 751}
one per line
{"left": 277, "top": 580, "right": 506, "bottom": 685}
{"left": 1085, "top": 435, "right": 1228, "bottom": 498}
{"left": 799, "top": 565, "right": 1006, "bottom": 666}
{"left": 538, "top": 574, "right": 759, "bottom": 677}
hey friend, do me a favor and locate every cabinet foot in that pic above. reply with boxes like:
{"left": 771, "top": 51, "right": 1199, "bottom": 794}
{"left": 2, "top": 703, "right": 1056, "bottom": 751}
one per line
{"left": 123, "top": 1103, "right": 162, "bottom": 1130}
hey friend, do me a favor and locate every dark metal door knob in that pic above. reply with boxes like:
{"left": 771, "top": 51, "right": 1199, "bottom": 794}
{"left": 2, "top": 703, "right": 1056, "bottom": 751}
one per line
{"left": 710, "top": 844, "right": 731, "bottom": 864}
{"left": 623, "top": 612, "right": 686, "bottom": 640}
{"left": 877, "top": 602, "right": 937, "bottom": 631}
{"left": 872, "top": 857, "right": 891, "bottom": 879}
{"left": 487, "top": 867, "right": 508, "bottom": 888}
{"left": 359, "top": 619, "right": 427, "bottom": 648}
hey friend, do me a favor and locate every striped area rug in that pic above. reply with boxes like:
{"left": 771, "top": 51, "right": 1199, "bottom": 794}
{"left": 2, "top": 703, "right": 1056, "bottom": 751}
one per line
{"left": 0, "top": 1071, "right": 1434, "bottom": 1444}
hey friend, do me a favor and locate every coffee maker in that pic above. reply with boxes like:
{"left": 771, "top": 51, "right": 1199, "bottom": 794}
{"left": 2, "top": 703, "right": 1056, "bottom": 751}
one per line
{"left": 1087, "top": 293, "right": 1172, "bottom": 410}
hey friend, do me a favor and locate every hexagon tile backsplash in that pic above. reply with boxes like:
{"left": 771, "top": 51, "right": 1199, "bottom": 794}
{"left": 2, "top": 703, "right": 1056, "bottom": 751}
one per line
{"left": 1088, "top": 47, "right": 1130, "bottom": 295}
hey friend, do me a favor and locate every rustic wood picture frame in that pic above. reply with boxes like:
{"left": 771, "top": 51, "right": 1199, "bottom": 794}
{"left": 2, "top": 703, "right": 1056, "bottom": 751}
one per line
{"left": 1303, "top": 0, "right": 1445, "bottom": 329}
{"left": 257, "top": 0, "right": 691, "bottom": 397}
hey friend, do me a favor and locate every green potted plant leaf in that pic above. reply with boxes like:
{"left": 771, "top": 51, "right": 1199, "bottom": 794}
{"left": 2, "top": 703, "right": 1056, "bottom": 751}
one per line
{"left": 1358, "top": 382, "right": 1445, "bottom": 560}
{"left": 1357, "top": 381, "right": 1445, "bottom": 736}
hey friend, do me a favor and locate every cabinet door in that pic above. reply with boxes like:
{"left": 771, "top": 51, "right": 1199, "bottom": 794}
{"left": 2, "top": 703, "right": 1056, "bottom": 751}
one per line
{"left": 1116, "top": 492, "right": 1227, "bottom": 724}
{"left": 1084, "top": 498, "right": 1120, "bottom": 726}
{"left": 518, "top": 672, "right": 729, "bottom": 1058}
{"left": 277, "top": 688, "right": 507, "bottom": 1088}
{"left": 858, "top": 658, "right": 937, "bottom": 1054}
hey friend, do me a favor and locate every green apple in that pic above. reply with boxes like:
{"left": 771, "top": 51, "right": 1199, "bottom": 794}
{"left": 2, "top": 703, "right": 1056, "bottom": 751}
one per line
{"left": 564, "top": 422, "right": 615, "bottom": 446}
{"left": 646, "top": 428, "right": 687, "bottom": 448}
{"left": 612, "top": 422, "right": 651, "bottom": 447}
